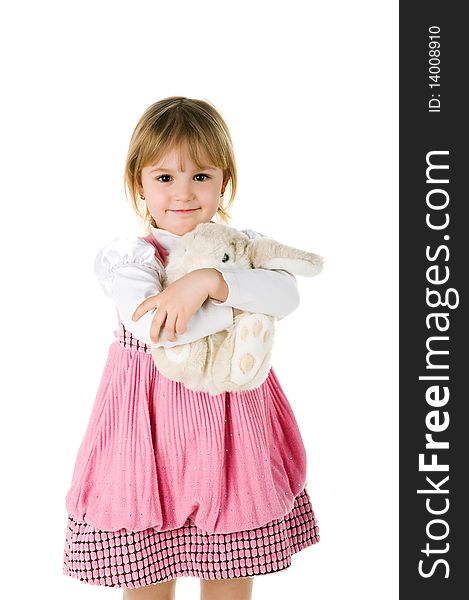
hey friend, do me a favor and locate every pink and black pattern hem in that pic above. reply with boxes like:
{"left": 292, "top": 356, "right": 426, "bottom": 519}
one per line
{"left": 63, "top": 487, "right": 319, "bottom": 589}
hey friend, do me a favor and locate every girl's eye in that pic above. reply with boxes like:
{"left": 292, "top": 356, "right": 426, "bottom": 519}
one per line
{"left": 222, "top": 253, "right": 230, "bottom": 263}
{"left": 155, "top": 173, "right": 210, "bottom": 182}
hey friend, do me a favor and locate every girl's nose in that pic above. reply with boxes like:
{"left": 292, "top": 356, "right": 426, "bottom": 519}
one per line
{"left": 174, "top": 183, "right": 196, "bottom": 200}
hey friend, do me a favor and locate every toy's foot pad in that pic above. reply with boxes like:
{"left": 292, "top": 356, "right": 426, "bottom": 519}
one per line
{"left": 231, "top": 314, "right": 273, "bottom": 385}
{"left": 239, "top": 352, "right": 255, "bottom": 373}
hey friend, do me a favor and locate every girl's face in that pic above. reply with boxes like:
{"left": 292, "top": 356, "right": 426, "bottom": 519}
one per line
{"left": 139, "top": 142, "right": 226, "bottom": 236}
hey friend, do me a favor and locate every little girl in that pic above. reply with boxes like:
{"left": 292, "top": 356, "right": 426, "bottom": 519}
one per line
{"left": 63, "top": 96, "right": 320, "bottom": 599}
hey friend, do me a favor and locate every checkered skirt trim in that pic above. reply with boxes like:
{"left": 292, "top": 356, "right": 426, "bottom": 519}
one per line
{"left": 115, "top": 321, "right": 153, "bottom": 354}
{"left": 63, "top": 487, "right": 319, "bottom": 589}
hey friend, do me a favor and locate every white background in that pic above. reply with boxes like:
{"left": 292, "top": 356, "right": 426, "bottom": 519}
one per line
{"left": 1, "top": 1, "right": 398, "bottom": 598}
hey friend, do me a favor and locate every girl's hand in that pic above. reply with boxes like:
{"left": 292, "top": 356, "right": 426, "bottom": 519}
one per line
{"left": 131, "top": 269, "right": 226, "bottom": 343}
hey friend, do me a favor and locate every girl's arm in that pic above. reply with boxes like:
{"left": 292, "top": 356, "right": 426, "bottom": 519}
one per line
{"left": 94, "top": 237, "right": 234, "bottom": 348}
{"left": 208, "top": 228, "right": 301, "bottom": 320}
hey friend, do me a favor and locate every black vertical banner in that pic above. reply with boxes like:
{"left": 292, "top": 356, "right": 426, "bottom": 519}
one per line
{"left": 400, "top": 2, "right": 467, "bottom": 597}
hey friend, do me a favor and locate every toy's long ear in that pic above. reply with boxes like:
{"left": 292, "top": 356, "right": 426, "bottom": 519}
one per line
{"left": 232, "top": 236, "right": 250, "bottom": 261}
{"left": 247, "top": 238, "right": 324, "bottom": 276}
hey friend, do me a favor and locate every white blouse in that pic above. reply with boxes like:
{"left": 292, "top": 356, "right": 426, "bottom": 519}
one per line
{"left": 94, "top": 225, "right": 300, "bottom": 348}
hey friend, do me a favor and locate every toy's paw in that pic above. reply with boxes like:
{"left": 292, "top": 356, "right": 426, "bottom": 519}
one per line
{"left": 231, "top": 314, "right": 274, "bottom": 386}
{"left": 163, "top": 343, "right": 191, "bottom": 364}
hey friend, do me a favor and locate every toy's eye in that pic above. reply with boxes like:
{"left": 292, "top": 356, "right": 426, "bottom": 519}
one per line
{"left": 222, "top": 253, "right": 230, "bottom": 263}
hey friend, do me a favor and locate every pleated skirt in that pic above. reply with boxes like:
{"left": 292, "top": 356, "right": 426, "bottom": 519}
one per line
{"left": 63, "top": 323, "right": 320, "bottom": 588}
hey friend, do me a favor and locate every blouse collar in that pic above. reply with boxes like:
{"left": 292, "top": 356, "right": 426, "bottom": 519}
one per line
{"left": 149, "top": 221, "right": 217, "bottom": 252}
{"left": 149, "top": 224, "right": 183, "bottom": 253}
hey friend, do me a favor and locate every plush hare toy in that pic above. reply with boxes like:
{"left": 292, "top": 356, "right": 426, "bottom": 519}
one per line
{"left": 150, "top": 223, "right": 323, "bottom": 394}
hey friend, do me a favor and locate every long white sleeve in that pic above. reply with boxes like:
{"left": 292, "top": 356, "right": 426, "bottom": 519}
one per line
{"left": 210, "top": 268, "right": 300, "bottom": 320}
{"left": 209, "top": 228, "right": 300, "bottom": 320}
{"left": 94, "top": 237, "right": 233, "bottom": 348}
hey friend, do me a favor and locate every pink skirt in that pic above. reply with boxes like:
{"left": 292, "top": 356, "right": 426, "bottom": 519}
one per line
{"left": 63, "top": 322, "right": 320, "bottom": 587}
{"left": 63, "top": 487, "right": 319, "bottom": 588}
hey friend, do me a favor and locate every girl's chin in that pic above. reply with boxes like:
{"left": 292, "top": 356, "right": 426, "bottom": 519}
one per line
{"left": 166, "top": 221, "right": 203, "bottom": 235}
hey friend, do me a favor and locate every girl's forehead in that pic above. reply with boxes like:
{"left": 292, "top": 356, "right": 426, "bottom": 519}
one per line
{"left": 150, "top": 143, "right": 216, "bottom": 171}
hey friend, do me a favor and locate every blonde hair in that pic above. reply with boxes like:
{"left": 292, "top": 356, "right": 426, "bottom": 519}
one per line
{"left": 124, "top": 96, "right": 237, "bottom": 233}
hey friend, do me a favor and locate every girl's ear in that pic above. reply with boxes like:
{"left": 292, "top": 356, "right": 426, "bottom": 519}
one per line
{"left": 136, "top": 172, "right": 146, "bottom": 196}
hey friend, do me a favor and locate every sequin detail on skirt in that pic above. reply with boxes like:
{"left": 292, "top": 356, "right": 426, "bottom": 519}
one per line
{"left": 65, "top": 323, "right": 312, "bottom": 534}
{"left": 63, "top": 487, "right": 319, "bottom": 589}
